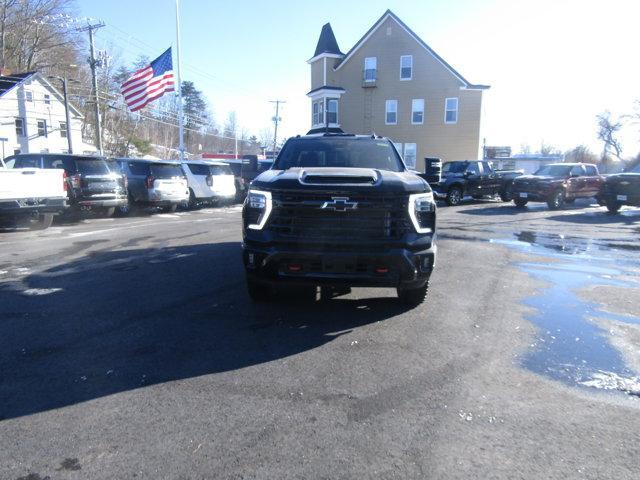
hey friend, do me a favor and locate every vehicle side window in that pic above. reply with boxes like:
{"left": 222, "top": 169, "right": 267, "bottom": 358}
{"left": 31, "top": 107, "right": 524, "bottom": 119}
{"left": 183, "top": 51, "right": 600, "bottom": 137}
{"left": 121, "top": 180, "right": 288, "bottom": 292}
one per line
{"left": 570, "top": 165, "right": 585, "bottom": 177}
{"left": 466, "top": 162, "right": 480, "bottom": 175}
{"left": 43, "top": 156, "right": 74, "bottom": 171}
{"left": 13, "top": 155, "right": 41, "bottom": 168}
{"left": 482, "top": 162, "right": 493, "bottom": 174}
{"left": 128, "top": 162, "right": 149, "bottom": 176}
{"left": 584, "top": 165, "right": 598, "bottom": 176}
{"left": 3, "top": 156, "right": 16, "bottom": 168}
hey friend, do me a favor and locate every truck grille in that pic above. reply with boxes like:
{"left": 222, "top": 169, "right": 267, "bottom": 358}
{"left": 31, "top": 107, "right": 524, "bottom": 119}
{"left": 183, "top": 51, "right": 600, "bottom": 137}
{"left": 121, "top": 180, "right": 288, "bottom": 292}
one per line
{"left": 269, "top": 191, "right": 412, "bottom": 240}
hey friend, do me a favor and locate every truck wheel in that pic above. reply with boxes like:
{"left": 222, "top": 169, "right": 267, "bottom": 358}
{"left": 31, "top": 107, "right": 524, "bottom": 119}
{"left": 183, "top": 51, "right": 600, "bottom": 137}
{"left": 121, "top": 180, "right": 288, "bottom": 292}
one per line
{"left": 513, "top": 198, "right": 528, "bottom": 208}
{"left": 247, "top": 278, "right": 272, "bottom": 302}
{"left": 102, "top": 207, "right": 116, "bottom": 217}
{"left": 29, "top": 213, "right": 54, "bottom": 230}
{"left": 547, "top": 190, "right": 566, "bottom": 210}
{"left": 500, "top": 186, "right": 513, "bottom": 202}
{"left": 446, "top": 187, "right": 463, "bottom": 206}
{"left": 606, "top": 200, "right": 621, "bottom": 214}
{"left": 187, "top": 189, "right": 197, "bottom": 209}
{"left": 397, "top": 282, "right": 429, "bottom": 307}
{"left": 161, "top": 204, "right": 178, "bottom": 213}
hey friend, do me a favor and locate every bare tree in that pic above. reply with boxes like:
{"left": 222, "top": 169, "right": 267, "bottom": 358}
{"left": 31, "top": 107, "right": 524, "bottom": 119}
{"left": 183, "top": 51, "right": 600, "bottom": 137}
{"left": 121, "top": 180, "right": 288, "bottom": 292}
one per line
{"left": 564, "top": 145, "right": 598, "bottom": 164}
{"left": 539, "top": 141, "right": 561, "bottom": 156}
{"left": 596, "top": 111, "right": 623, "bottom": 160}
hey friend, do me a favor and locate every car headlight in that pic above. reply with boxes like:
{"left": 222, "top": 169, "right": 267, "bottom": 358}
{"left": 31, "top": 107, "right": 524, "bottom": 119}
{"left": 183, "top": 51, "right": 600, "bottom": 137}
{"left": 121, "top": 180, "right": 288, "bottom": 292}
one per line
{"left": 245, "top": 189, "right": 272, "bottom": 230}
{"left": 408, "top": 192, "right": 435, "bottom": 234}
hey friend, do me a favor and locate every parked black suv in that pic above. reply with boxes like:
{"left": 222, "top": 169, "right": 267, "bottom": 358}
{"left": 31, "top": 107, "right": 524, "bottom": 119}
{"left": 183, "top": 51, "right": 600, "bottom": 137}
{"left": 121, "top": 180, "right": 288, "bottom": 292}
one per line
{"left": 602, "top": 162, "right": 640, "bottom": 213}
{"left": 4, "top": 153, "right": 127, "bottom": 217}
{"left": 242, "top": 134, "right": 437, "bottom": 306}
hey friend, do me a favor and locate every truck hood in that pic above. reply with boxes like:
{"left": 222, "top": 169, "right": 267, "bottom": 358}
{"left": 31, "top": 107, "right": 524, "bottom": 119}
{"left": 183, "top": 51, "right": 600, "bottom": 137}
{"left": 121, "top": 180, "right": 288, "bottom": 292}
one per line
{"left": 250, "top": 168, "right": 429, "bottom": 194}
{"left": 606, "top": 172, "right": 640, "bottom": 183}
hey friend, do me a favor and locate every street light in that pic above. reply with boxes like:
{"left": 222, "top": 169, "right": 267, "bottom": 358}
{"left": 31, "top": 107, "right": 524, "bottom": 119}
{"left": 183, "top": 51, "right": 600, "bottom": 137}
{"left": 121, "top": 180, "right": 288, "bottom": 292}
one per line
{"left": 48, "top": 70, "right": 79, "bottom": 154}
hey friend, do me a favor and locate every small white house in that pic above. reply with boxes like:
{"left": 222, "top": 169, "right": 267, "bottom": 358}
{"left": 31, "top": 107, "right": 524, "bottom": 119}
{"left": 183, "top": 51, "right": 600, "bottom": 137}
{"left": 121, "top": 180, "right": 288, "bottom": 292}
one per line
{"left": 0, "top": 71, "right": 95, "bottom": 158}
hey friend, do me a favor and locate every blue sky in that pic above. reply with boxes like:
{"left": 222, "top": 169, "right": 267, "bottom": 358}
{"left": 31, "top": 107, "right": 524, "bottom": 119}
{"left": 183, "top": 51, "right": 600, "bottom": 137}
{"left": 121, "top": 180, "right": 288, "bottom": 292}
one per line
{"left": 77, "top": 0, "right": 640, "bottom": 156}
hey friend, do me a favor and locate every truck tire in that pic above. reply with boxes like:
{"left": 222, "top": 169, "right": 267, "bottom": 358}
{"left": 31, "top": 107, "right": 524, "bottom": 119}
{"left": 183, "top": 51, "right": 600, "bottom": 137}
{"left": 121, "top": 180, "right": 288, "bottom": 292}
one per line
{"left": 187, "top": 189, "right": 197, "bottom": 209}
{"left": 500, "top": 185, "right": 513, "bottom": 202}
{"left": 606, "top": 200, "right": 621, "bottom": 214}
{"left": 102, "top": 207, "right": 116, "bottom": 217}
{"left": 446, "top": 187, "right": 463, "bottom": 206}
{"left": 547, "top": 190, "right": 566, "bottom": 210}
{"left": 514, "top": 198, "right": 528, "bottom": 208}
{"left": 161, "top": 204, "right": 178, "bottom": 213}
{"left": 397, "top": 282, "right": 429, "bottom": 307}
{"left": 29, "top": 213, "right": 54, "bottom": 230}
{"left": 247, "top": 278, "right": 273, "bottom": 302}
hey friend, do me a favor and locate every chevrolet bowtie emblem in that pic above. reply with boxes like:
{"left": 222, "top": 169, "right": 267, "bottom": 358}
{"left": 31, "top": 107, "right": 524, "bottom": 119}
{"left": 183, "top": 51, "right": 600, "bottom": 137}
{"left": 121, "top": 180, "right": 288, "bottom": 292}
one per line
{"left": 320, "top": 197, "right": 358, "bottom": 212}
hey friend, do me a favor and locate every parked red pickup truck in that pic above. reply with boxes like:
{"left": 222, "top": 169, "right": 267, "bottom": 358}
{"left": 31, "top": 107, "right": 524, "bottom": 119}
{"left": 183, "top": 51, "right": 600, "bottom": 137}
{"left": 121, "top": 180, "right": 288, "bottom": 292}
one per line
{"left": 510, "top": 163, "right": 604, "bottom": 210}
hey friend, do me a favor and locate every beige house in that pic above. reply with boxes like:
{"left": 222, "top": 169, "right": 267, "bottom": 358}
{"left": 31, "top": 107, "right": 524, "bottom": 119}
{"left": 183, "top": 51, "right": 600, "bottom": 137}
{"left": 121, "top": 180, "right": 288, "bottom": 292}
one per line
{"left": 307, "top": 10, "right": 489, "bottom": 172}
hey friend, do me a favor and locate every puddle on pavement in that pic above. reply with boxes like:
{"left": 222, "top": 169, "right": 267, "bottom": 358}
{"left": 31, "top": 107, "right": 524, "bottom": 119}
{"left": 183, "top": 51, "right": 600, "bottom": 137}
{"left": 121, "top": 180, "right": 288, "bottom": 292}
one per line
{"left": 490, "top": 230, "right": 640, "bottom": 399}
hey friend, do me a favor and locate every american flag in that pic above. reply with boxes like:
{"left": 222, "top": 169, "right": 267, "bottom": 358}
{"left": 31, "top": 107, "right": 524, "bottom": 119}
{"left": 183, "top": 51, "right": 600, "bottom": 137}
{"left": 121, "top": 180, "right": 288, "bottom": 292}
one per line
{"left": 121, "top": 48, "right": 175, "bottom": 112}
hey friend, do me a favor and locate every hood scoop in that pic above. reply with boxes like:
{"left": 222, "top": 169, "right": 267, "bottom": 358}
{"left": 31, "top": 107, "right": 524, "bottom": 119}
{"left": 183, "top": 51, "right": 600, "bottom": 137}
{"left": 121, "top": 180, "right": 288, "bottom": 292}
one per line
{"left": 299, "top": 168, "right": 380, "bottom": 186}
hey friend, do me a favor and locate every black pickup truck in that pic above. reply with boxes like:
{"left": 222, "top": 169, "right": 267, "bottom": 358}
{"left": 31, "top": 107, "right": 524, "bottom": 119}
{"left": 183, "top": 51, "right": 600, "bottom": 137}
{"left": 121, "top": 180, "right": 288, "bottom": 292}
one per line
{"left": 432, "top": 160, "right": 522, "bottom": 206}
{"left": 242, "top": 134, "right": 437, "bottom": 307}
{"left": 602, "top": 162, "right": 640, "bottom": 213}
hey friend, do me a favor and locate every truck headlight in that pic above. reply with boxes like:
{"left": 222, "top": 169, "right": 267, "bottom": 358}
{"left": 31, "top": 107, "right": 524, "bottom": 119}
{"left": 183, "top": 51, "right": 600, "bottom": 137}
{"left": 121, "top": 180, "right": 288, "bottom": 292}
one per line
{"left": 408, "top": 192, "right": 435, "bottom": 233}
{"left": 245, "top": 189, "right": 272, "bottom": 230}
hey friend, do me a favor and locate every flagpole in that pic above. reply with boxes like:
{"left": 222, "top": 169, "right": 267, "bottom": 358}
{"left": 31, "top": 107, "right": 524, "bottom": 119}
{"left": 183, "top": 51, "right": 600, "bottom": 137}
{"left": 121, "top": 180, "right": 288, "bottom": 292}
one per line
{"left": 175, "top": 0, "right": 185, "bottom": 161}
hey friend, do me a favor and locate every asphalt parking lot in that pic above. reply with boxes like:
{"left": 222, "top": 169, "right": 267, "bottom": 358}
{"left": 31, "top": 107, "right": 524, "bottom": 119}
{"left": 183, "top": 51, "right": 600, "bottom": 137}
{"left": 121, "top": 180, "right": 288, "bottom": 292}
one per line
{"left": 1, "top": 200, "right": 639, "bottom": 479}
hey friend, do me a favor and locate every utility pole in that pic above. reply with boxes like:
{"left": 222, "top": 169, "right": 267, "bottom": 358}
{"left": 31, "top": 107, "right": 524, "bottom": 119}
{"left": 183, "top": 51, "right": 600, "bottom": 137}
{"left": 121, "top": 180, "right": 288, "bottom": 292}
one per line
{"left": 175, "top": 0, "right": 185, "bottom": 161}
{"left": 48, "top": 76, "right": 73, "bottom": 154}
{"left": 78, "top": 22, "right": 105, "bottom": 155}
{"left": 269, "top": 100, "right": 285, "bottom": 158}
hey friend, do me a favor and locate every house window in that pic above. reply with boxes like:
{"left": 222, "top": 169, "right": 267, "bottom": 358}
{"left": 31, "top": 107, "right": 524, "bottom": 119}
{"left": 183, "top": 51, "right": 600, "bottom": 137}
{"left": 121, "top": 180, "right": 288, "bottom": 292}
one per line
{"left": 404, "top": 143, "right": 417, "bottom": 169}
{"left": 15, "top": 117, "right": 25, "bottom": 136}
{"left": 60, "top": 121, "right": 68, "bottom": 138}
{"left": 25, "top": 90, "right": 33, "bottom": 102}
{"left": 400, "top": 55, "right": 413, "bottom": 80}
{"left": 412, "top": 99, "right": 424, "bottom": 124}
{"left": 385, "top": 100, "right": 398, "bottom": 125}
{"left": 445, "top": 97, "right": 458, "bottom": 124}
{"left": 326, "top": 99, "right": 338, "bottom": 124}
{"left": 44, "top": 94, "right": 51, "bottom": 105}
{"left": 364, "top": 57, "right": 377, "bottom": 82}
{"left": 312, "top": 99, "right": 324, "bottom": 126}
{"left": 37, "top": 119, "right": 47, "bottom": 137}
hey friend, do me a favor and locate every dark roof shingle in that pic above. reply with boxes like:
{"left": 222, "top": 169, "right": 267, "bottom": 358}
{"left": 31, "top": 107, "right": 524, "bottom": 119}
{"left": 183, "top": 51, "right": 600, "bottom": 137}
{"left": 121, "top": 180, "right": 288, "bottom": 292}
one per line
{"left": 0, "top": 72, "right": 35, "bottom": 96}
{"left": 313, "top": 23, "right": 343, "bottom": 57}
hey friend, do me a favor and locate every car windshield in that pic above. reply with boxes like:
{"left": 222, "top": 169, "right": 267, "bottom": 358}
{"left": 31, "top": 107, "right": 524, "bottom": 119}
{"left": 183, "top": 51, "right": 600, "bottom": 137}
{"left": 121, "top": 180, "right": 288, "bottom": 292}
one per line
{"left": 76, "top": 158, "right": 110, "bottom": 175}
{"left": 150, "top": 163, "right": 183, "bottom": 178}
{"left": 442, "top": 162, "right": 467, "bottom": 173}
{"left": 627, "top": 163, "right": 640, "bottom": 173}
{"left": 210, "top": 165, "right": 232, "bottom": 175}
{"left": 534, "top": 165, "right": 573, "bottom": 176}
{"left": 274, "top": 137, "right": 404, "bottom": 172}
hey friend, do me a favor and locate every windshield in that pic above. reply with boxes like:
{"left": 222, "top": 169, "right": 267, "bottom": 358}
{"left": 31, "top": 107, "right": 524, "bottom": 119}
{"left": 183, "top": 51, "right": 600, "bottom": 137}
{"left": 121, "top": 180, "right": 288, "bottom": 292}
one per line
{"left": 274, "top": 137, "right": 404, "bottom": 172}
{"left": 210, "top": 165, "right": 232, "bottom": 175}
{"left": 442, "top": 162, "right": 467, "bottom": 174}
{"left": 627, "top": 163, "right": 640, "bottom": 174}
{"left": 76, "top": 159, "right": 110, "bottom": 175}
{"left": 150, "top": 163, "right": 183, "bottom": 178}
{"left": 534, "top": 164, "right": 573, "bottom": 176}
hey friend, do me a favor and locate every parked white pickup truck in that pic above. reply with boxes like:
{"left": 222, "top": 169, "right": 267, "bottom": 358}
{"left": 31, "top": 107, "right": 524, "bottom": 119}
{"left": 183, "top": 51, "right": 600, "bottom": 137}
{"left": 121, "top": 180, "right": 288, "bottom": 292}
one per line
{"left": 0, "top": 158, "right": 67, "bottom": 229}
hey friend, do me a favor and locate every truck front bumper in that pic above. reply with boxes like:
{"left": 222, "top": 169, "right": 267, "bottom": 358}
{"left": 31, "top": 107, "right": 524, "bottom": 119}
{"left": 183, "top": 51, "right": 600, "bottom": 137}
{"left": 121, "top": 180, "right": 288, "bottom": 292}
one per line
{"left": 243, "top": 241, "right": 436, "bottom": 289}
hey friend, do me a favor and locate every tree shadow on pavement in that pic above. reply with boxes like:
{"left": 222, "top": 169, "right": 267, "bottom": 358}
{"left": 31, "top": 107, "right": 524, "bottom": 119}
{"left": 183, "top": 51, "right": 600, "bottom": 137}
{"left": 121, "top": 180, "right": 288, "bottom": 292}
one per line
{"left": 546, "top": 210, "right": 640, "bottom": 225}
{"left": 0, "top": 242, "right": 410, "bottom": 420}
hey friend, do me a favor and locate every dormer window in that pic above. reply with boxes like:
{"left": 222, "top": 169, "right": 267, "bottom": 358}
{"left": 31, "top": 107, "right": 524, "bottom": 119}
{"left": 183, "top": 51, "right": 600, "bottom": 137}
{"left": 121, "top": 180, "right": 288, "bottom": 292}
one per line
{"left": 364, "top": 57, "right": 377, "bottom": 82}
{"left": 25, "top": 90, "right": 33, "bottom": 102}
{"left": 400, "top": 55, "right": 413, "bottom": 80}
